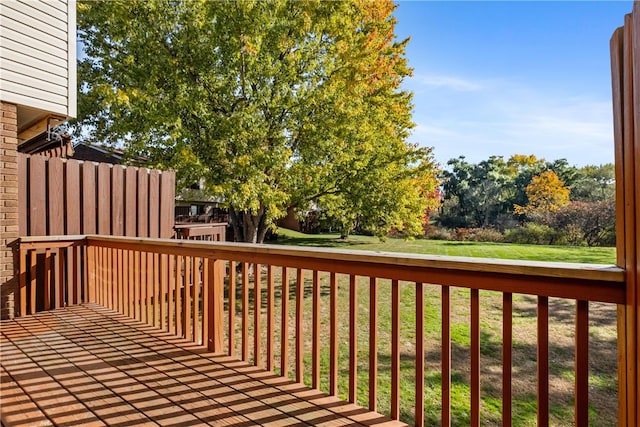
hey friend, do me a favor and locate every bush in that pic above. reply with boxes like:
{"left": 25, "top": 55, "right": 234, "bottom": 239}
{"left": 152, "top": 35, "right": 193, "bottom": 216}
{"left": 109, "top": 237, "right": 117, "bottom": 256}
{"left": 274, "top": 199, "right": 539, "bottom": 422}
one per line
{"left": 424, "top": 226, "right": 452, "bottom": 241}
{"left": 534, "top": 201, "right": 615, "bottom": 247}
{"left": 464, "top": 228, "right": 504, "bottom": 243}
{"left": 504, "top": 223, "right": 561, "bottom": 245}
{"left": 425, "top": 226, "right": 504, "bottom": 243}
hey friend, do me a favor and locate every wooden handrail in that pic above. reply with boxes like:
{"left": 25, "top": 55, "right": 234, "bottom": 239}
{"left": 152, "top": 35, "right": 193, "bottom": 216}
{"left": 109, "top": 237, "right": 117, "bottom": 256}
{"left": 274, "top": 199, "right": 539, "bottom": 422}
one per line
{"left": 31, "top": 234, "right": 624, "bottom": 304}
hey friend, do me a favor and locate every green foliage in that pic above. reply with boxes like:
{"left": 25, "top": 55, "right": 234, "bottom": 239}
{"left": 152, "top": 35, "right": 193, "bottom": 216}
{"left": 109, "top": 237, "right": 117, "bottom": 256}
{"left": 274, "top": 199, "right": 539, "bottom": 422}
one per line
{"left": 439, "top": 155, "right": 516, "bottom": 229}
{"left": 571, "top": 164, "right": 615, "bottom": 202}
{"left": 503, "top": 223, "right": 561, "bottom": 245}
{"left": 437, "top": 154, "right": 614, "bottom": 235}
{"left": 535, "top": 201, "right": 616, "bottom": 247}
{"left": 76, "top": 0, "right": 438, "bottom": 242}
{"left": 453, "top": 228, "right": 504, "bottom": 242}
{"left": 514, "top": 170, "right": 570, "bottom": 215}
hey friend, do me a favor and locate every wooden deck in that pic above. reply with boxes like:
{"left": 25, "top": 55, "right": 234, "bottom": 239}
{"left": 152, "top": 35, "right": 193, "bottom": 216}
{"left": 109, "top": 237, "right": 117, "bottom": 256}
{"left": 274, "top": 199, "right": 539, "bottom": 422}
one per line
{"left": 0, "top": 304, "right": 404, "bottom": 427}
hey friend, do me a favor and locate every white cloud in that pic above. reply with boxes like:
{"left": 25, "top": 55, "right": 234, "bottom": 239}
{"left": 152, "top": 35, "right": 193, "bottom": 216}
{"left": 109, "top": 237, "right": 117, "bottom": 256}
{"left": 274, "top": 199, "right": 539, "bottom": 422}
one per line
{"left": 414, "top": 74, "right": 484, "bottom": 92}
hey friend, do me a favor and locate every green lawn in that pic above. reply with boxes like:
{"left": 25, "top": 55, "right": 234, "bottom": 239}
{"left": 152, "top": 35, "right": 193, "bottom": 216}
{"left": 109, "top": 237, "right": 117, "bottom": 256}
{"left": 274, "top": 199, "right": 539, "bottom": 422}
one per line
{"left": 271, "top": 228, "right": 617, "bottom": 264}
{"left": 250, "top": 229, "right": 619, "bottom": 425}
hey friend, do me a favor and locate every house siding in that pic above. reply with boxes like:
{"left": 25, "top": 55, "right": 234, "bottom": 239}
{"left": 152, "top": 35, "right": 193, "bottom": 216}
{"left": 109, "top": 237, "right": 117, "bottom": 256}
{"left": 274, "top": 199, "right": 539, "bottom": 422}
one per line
{"left": 0, "top": 0, "right": 76, "bottom": 119}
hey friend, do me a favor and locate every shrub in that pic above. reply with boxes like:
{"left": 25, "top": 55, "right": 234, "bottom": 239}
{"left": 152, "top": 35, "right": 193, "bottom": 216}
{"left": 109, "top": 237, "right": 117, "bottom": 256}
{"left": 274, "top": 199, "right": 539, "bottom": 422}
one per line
{"left": 464, "top": 228, "right": 504, "bottom": 243}
{"left": 504, "top": 223, "right": 560, "bottom": 245}
{"left": 453, "top": 228, "right": 470, "bottom": 241}
{"left": 424, "top": 226, "right": 452, "bottom": 241}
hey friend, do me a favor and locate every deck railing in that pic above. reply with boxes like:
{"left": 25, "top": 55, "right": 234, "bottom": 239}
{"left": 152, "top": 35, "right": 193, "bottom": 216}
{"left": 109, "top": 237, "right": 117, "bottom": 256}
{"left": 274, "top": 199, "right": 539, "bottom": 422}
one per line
{"left": 17, "top": 235, "right": 624, "bottom": 426}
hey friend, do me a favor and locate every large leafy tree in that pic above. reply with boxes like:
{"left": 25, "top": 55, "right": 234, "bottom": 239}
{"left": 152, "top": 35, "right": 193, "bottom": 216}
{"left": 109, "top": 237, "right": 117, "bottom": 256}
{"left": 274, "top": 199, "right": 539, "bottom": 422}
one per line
{"left": 438, "top": 156, "right": 515, "bottom": 229}
{"left": 77, "top": 0, "right": 437, "bottom": 242}
{"left": 571, "top": 164, "right": 615, "bottom": 202}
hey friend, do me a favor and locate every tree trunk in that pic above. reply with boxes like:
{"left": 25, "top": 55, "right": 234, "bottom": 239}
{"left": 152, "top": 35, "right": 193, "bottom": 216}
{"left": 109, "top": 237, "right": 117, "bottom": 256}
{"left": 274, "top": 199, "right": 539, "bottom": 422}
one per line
{"left": 229, "top": 206, "right": 269, "bottom": 243}
{"left": 229, "top": 207, "right": 243, "bottom": 242}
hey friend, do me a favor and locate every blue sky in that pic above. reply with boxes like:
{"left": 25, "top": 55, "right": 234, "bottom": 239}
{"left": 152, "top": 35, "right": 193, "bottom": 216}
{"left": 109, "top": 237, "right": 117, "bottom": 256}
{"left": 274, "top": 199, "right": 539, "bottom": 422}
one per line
{"left": 393, "top": 1, "right": 633, "bottom": 168}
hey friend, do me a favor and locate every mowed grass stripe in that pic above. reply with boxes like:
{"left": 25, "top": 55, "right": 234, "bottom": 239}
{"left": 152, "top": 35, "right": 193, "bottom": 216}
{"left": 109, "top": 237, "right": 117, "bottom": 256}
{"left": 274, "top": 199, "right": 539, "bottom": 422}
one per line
{"left": 272, "top": 229, "right": 616, "bottom": 264}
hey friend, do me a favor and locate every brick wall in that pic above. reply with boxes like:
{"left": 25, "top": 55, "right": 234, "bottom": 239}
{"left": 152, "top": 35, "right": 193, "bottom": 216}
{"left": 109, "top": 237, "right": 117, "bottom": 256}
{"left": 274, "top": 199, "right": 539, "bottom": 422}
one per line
{"left": 1, "top": 102, "right": 19, "bottom": 319}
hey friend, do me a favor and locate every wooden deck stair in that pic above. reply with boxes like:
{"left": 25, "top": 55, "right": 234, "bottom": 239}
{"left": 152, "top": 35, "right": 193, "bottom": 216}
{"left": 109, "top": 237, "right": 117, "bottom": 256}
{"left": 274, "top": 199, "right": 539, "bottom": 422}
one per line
{"left": 1, "top": 304, "right": 404, "bottom": 427}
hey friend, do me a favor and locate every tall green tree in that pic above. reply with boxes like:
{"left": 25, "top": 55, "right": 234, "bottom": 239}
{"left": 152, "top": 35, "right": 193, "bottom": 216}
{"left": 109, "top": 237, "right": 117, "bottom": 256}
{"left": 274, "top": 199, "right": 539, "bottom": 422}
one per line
{"left": 571, "top": 164, "right": 615, "bottom": 202}
{"left": 77, "top": 0, "right": 438, "bottom": 242}
{"left": 438, "top": 156, "right": 514, "bottom": 229}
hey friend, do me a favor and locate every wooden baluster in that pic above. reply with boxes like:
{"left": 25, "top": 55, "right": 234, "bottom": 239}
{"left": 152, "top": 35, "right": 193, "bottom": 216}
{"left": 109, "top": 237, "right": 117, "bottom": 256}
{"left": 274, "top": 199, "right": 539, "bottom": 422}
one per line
{"left": 471, "top": 288, "right": 480, "bottom": 427}
{"left": 228, "top": 261, "right": 236, "bottom": 356}
{"left": 175, "top": 255, "right": 182, "bottom": 336}
{"left": 267, "top": 265, "right": 275, "bottom": 371}
{"left": 184, "top": 256, "right": 192, "bottom": 341}
{"left": 140, "top": 251, "right": 147, "bottom": 323}
{"left": 146, "top": 252, "right": 153, "bottom": 325}
{"left": 329, "top": 272, "right": 338, "bottom": 396}
{"left": 73, "top": 246, "right": 80, "bottom": 306}
{"left": 312, "top": 270, "right": 320, "bottom": 389}
{"left": 120, "top": 249, "right": 127, "bottom": 316}
{"left": 281, "top": 267, "right": 290, "bottom": 377}
{"left": 97, "top": 246, "right": 103, "bottom": 307}
{"left": 192, "top": 256, "right": 200, "bottom": 343}
{"left": 296, "top": 268, "right": 303, "bottom": 382}
{"left": 537, "top": 296, "right": 549, "bottom": 427}
{"left": 242, "top": 262, "right": 250, "bottom": 362}
{"left": 575, "top": 300, "right": 589, "bottom": 425}
{"left": 349, "top": 274, "right": 357, "bottom": 403}
{"left": 87, "top": 246, "right": 95, "bottom": 304}
{"left": 65, "top": 246, "right": 77, "bottom": 306}
{"left": 154, "top": 252, "right": 161, "bottom": 329}
{"left": 503, "top": 292, "right": 513, "bottom": 427}
{"left": 391, "top": 279, "right": 400, "bottom": 419}
{"left": 202, "top": 258, "right": 210, "bottom": 347}
{"left": 369, "top": 277, "right": 378, "bottom": 412}
{"left": 255, "top": 263, "right": 262, "bottom": 367}
{"left": 44, "top": 249, "right": 51, "bottom": 311}
{"left": 128, "top": 250, "right": 134, "bottom": 318}
{"left": 416, "top": 282, "right": 425, "bottom": 426}
{"left": 107, "top": 247, "right": 113, "bottom": 309}
{"left": 132, "top": 251, "right": 142, "bottom": 320}
{"left": 109, "top": 247, "right": 115, "bottom": 309}
{"left": 29, "top": 249, "right": 36, "bottom": 314}
{"left": 442, "top": 285, "right": 451, "bottom": 427}
{"left": 19, "top": 248, "right": 26, "bottom": 316}
{"left": 168, "top": 254, "right": 175, "bottom": 334}
{"left": 59, "top": 247, "right": 67, "bottom": 308}
{"left": 160, "top": 253, "right": 167, "bottom": 330}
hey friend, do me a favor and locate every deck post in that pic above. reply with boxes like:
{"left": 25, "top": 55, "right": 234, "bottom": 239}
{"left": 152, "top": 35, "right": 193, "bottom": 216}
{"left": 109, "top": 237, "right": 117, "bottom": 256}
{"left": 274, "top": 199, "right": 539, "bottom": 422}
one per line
{"left": 611, "top": 4, "right": 639, "bottom": 426}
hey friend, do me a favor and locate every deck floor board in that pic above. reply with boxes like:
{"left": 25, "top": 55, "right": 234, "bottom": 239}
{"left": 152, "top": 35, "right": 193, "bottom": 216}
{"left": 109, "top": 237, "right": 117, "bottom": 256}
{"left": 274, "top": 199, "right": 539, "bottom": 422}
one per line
{"left": 1, "top": 304, "right": 404, "bottom": 427}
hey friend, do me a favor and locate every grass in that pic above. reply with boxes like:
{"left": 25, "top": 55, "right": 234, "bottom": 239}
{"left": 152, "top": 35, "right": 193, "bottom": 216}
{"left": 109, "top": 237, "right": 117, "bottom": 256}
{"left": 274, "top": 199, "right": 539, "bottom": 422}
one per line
{"left": 271, "top": 228, "right": 616, "bottom": 264}
{"left": 222, "top": 230, "right": 618, "bottom": 425}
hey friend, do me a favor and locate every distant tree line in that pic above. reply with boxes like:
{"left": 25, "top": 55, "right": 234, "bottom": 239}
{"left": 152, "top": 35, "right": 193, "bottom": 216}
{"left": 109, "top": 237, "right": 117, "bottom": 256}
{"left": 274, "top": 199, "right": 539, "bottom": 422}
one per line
{"left": 431, "top": 154, "right": 615, "bottom": 247}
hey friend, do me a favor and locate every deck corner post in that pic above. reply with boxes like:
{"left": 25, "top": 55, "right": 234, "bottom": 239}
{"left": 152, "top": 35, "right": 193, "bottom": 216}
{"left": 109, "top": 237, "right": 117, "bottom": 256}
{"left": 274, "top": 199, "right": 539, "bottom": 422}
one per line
{"left": 611, "top": 4, "right": 640, "bottom": 425}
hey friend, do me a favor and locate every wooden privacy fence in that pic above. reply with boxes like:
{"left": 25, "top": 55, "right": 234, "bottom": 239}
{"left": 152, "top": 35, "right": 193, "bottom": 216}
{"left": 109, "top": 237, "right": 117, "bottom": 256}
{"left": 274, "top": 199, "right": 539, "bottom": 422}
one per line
{"left": 611, "top": 3, "right": 640, "bottom": 425}
{"left": 16, "top": 154, "right": 176, "bottom": 312}
{"left": 18, "top": 153, "right": 176, "bottom": 238}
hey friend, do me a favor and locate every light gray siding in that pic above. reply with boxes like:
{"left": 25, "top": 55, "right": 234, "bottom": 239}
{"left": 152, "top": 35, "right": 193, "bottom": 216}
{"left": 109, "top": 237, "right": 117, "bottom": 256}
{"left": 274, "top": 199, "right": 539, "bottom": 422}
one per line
{"left": 0, "top": 0, "right": 76, "bottom": 118}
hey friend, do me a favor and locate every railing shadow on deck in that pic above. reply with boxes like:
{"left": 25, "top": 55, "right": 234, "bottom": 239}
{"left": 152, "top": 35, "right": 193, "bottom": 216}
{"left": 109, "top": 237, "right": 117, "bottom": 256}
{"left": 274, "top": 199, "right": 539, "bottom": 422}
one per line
{"left": 16, "top": 235, "right": 625, "bottom": 426}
